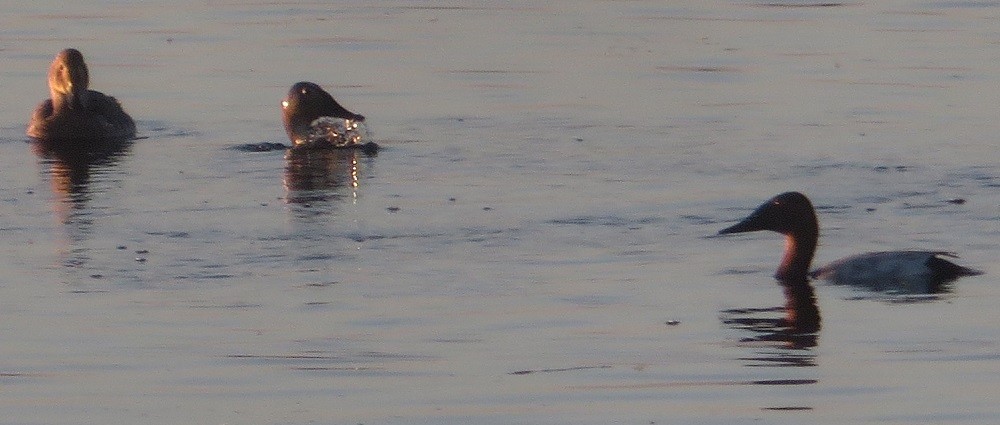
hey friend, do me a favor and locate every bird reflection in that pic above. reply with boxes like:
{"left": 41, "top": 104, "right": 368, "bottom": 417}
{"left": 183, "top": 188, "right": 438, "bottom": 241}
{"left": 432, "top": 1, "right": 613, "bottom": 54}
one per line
{"left": 32, "top": 138, "right": 132, "bottom": 221}
{"left": 720, "top": 277, "right": 821, "bottom": 366}
{"left": 283, "top": 147, "right": 373, "bottom": 208}
{"left": 32, "top": 138, "right": 131, "bottom": 277}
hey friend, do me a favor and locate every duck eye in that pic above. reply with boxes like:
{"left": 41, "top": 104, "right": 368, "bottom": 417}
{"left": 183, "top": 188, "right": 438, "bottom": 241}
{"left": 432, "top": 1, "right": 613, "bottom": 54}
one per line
{"left": 300, "top": 88, "right": 308, "bottom": 94}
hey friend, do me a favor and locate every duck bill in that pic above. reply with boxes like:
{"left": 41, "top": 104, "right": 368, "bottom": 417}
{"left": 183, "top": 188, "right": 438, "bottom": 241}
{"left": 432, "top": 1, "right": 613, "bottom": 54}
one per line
{"left": 718, "top": 211, "right": 767, "bottom": 235}
{"left": 65, "top": 61, "right": 88, "bottom": 110}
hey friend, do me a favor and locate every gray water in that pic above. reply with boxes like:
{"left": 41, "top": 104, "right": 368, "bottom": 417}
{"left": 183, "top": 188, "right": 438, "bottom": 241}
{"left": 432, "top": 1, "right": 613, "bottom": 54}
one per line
{"left": 0, "top": 1, "right": 997, "bottom": 424}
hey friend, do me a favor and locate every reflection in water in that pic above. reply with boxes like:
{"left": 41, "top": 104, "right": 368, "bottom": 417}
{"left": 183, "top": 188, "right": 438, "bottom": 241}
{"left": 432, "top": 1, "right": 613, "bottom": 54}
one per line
{"left": 723, "top": 264, "right": 961, "bottom": 369}
{"left": 32, "top": 139, "right": 132, "bottom": 223}
{"left": 281, "top": 147, "right": 377, "bottom": 268}
{"left": 721, "top": 278, "right": 821, "bottom": 367}
{"left": 32, "top": 139, "right": 132, "bottom": 274}
{"left": 283, "top": 147, "right": 374, "bottom": 208}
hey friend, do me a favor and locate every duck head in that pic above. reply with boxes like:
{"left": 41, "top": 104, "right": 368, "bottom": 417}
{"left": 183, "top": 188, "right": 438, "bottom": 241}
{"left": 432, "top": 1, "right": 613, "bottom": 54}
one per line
{"left": 719, "top": 191, "right": 819, "bottom": 281}
{"left": 48, "top": 48, "right": 90, "bottom": 110}
{"left": 281, "top": 81, "right": 365, "bottom": 145}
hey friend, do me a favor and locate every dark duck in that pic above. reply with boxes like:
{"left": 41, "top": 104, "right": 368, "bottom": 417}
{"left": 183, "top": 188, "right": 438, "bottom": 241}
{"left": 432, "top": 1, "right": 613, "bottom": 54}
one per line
{"left": 27, "top": 48, "right": 136, "bottom": 147}
{"left": 281, "top": 81, "right": 377, "bottom": 153}
{"left": 718, "top": 192, "right": 982, "bottom": 294}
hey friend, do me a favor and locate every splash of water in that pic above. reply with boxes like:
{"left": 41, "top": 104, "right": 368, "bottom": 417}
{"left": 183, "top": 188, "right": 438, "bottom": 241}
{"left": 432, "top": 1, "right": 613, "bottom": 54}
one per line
{"left": 302, "top": 117, "right": 368, "bottom": 148}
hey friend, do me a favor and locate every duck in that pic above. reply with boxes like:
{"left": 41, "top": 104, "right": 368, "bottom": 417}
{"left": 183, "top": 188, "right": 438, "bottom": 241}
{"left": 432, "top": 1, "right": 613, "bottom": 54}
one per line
{"left": 27, "top": 48, "right": 136, "bottom": 146}
{"left": 281, "top": 81, "right": 375, "bottom": 151}
{"left": 718, "top": 192, "right": 982, "bottom": 293}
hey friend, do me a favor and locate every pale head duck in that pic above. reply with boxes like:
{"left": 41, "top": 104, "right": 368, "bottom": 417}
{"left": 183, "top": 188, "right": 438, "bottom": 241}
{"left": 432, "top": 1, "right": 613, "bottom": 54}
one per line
{"left": 281, "top": 81, "right": 373, "bottom": 151}
{"left": 718, "top": 192, "right": 982, "bottom": 293}
{"left": 27, "top": 49, "right": 136, "bottom": 146}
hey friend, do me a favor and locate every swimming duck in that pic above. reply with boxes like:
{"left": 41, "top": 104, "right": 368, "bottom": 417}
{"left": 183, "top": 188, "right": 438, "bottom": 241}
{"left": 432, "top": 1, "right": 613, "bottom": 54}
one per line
{"left": 281, "top": 81, "right": 372, "bottom": 150}
{"left": 718, "top": 192, "right": 982, "bottom": 293}
{"left": 27, "top": 49, "right": 136, "bottom": 145}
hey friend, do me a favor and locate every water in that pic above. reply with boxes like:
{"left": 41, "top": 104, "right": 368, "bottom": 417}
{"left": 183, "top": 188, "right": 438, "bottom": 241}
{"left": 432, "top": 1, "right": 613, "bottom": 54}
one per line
{"left": 0, "top": 1, "right": 997, "bottom": 424}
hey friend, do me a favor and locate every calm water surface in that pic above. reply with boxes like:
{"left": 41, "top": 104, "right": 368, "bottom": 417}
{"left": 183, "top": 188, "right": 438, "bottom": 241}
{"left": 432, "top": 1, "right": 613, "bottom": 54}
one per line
{"left": 0, "top": 1, "right": 997, "bottom": 424}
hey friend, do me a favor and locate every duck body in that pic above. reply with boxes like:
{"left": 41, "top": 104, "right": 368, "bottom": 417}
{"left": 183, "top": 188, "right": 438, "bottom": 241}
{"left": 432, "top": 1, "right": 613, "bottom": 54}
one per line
{"left": 719, "top": 192, "right": 981, "bottom": 292}
{"left": 281, "top": 81, "right": 375, "bottom": 151}
{"left": 27, "top": 49, "right": 136, "bottom": 146}
{"left": 811, "top": 251, "right": 980, "bottom": 293}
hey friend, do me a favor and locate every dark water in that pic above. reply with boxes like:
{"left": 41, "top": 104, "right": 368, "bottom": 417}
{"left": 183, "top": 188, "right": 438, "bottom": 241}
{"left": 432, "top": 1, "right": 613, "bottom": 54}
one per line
{"left": 0, "top": 1, "right": 997, "bottom": 424}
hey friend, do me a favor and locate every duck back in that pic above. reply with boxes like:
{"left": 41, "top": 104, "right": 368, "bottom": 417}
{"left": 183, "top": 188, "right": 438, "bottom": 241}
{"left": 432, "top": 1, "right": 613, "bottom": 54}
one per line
{"left": 811, "top": 251, "right": 982, "bottom": 294}
{"left": 28, "top": 90, "right": 135, "bottom": 143}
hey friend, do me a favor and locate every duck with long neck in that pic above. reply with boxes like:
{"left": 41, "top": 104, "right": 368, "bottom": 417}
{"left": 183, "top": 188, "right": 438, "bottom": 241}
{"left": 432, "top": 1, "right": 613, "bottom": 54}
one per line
{"left": 719, "top": 191, "right": 981, "bottom": 294}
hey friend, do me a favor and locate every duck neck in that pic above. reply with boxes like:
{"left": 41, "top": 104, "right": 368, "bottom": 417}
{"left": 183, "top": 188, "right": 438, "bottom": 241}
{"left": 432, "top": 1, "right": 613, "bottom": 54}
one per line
{"left": 776, "top": 230, "right": 817, "bottom": 281}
